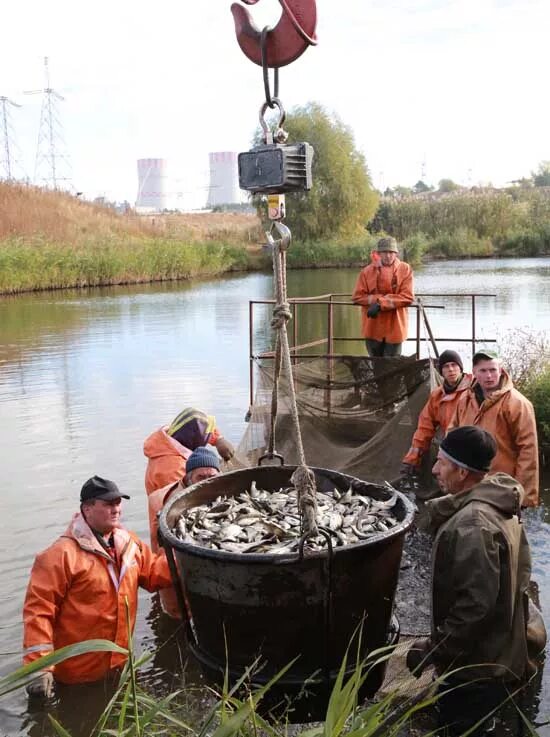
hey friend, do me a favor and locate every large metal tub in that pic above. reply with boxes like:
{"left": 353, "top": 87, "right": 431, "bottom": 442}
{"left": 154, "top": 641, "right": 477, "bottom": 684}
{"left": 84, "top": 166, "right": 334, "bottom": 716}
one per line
{"left": 159, "top": 466, "right": 414, "bottom": 721}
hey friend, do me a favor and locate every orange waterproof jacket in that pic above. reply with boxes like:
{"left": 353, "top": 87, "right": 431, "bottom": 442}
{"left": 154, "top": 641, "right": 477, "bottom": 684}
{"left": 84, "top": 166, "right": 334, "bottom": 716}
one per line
{"left": 23, "top": 514, "right": 172, "bottom": 683}
{"left": 144, "top": 426, "right": 220, "bottom": 495}
{"left": 352, "top": 259, "right": 414, "bottom": 343}
{"left": 148, "top": 480, "right": 187, "bottom": 619}
{"left": 403, "top": 374, "right": 472, "bottom": 466}
{"left": 448, "top": 370, "right": 539, "bottom": 507}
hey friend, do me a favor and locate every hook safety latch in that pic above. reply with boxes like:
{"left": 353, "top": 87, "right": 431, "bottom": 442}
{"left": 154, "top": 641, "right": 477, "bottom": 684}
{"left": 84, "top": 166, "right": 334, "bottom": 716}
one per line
{"left": 231, "top": 0, "right": 317, "bottom": 68}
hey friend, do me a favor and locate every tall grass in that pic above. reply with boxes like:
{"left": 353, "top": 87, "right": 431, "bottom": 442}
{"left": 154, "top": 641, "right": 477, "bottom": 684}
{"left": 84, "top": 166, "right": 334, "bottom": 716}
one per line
{"left": 0, "top": 182, "right": 269, "bottom": 294}
{"left": 2, "top": 629, "right": 541, "bottom": 737}
{"left": 286, "top": 238, "right": 378, "bottom": 268}
{"left": 0, "top": 237, "right": 260, "bottom": 294}
{"left": 371, "top": 188, "right": 550, "bottom": 260}
{"left": 0, "top": 182, "right": 263, "bottom": 245}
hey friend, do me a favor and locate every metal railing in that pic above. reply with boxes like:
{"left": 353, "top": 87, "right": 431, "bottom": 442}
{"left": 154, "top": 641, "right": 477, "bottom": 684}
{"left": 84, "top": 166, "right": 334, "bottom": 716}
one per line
{"left": 248, "top": 292, "right": 496, "bottom": 406}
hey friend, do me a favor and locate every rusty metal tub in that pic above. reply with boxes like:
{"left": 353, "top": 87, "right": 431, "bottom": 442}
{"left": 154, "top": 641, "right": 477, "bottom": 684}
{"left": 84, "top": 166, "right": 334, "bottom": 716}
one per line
{"left": 159, "top": 465, "right": 414, "bottom": 721}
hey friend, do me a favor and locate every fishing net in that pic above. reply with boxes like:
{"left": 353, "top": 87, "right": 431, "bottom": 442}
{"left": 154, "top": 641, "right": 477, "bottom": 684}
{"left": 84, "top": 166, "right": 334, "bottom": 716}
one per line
{"left": 237, "top": 354, "right": 434, "bottom": 484}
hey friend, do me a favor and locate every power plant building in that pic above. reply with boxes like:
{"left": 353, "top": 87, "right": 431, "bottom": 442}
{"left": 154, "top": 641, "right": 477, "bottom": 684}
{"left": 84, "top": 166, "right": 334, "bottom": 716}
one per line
{"left": 207, "top": 151, "right": 240, "bottom": 207}
{"left": 136, "top": 158, "right": 168, "bottom": 212}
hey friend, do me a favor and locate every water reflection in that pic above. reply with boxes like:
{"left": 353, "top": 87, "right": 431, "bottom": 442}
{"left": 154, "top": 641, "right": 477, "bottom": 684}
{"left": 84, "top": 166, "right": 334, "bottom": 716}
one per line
{"left": 1, "top": 259, "right": 550, "bottom": 735}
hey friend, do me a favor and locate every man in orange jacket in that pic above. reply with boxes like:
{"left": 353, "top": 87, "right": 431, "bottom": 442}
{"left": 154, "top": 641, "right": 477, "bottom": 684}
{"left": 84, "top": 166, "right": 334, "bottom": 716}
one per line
{"left": 144, "top": 407, "right": 234, "bottom": 494}
{"left": 401, "top": 350, "right": 472, "bottom": 474}
{"left": 352, "top": 237, "right": 414, "bottom": 357}
{"left": 23, "top": 476, "right": 172, "bottom": 698}
{"left": 448, "top": 350, "right": 539, "bottom": 507}
{"left": 148, "top": 446, "right": 221, "bottom": 619}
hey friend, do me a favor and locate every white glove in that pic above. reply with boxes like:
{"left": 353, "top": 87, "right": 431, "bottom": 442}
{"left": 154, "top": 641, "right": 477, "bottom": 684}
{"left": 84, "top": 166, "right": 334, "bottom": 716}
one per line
{"left": 26, "top": 672, "right": 55, "bottom": 699}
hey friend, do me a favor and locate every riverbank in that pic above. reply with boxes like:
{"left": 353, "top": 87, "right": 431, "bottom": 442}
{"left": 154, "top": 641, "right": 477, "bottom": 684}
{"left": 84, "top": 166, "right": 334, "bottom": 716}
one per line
{"left": 3, "top": 182, "right": 550, "bottom": 294}
{"left": 373, "top": 189, "right": 550, "bottom": 264}
{"left": 0, "top": 236, "right": 263, "bottom": 294}
{"left": 0, "top": 183, "right": 266, "bottom": 294}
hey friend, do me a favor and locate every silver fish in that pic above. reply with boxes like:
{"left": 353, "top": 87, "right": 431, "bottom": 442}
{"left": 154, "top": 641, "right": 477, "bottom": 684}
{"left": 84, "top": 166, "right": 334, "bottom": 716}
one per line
{"left": 172, "top": 481, "right": 400, "bottom": 554}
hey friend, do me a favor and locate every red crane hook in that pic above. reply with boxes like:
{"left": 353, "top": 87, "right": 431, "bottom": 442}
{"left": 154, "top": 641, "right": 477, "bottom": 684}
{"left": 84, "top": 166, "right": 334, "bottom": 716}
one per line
{"left": 230, "top": 0, "right": 317, "bottom": 68}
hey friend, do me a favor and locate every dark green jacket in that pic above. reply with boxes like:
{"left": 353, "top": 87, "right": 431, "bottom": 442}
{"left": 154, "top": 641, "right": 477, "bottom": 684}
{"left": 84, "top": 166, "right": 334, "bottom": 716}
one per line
{"left": 424, "top": 473, "right": 534, "bottom": 682}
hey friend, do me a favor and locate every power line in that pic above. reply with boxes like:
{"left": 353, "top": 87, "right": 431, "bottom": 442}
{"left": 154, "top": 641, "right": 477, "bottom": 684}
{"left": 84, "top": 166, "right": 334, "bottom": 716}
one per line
{"left": 0, "top": 95, "right": 22, "bottom": 180}
{"left": 25, "top": 57, "right": 71, "bottom": 188}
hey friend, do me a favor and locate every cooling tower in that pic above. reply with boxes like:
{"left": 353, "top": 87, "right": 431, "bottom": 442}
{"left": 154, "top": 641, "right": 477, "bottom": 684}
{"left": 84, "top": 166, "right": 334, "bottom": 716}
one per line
{"left": 207, "top": 151, "right": 240, "bottom": 207}
{"left": 136, "top": 158, "right": 168, "bottom": 211}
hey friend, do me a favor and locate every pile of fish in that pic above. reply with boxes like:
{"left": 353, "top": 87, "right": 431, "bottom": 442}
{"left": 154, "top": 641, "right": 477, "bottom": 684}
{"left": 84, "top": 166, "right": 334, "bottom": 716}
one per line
{"left": 172, "top": 481, "right": 399, "bottom": 554}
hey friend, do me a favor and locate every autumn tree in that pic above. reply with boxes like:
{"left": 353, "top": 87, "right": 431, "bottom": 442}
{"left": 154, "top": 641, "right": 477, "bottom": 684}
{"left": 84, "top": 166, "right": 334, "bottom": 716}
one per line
{"left": 254, "top": 102, "right": 378, "bottom": 241}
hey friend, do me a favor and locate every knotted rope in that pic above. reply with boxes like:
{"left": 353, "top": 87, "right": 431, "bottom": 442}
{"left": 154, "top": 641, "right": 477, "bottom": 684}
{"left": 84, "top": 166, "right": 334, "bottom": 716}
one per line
{"left": 268, "top": 237, "right": 318, "bottom": 538}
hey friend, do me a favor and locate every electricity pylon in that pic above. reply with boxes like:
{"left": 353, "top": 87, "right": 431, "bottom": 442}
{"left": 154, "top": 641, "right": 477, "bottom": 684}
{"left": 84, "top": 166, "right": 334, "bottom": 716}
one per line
{"left": 0, "top": 96, "right": 22, "bottom": 180}
{"left": 25, "top": 57, "right": 71, "bottom": 188}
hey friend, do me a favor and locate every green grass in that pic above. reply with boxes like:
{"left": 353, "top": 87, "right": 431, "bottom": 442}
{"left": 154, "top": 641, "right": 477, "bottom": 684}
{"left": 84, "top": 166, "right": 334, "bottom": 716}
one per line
{"left": 370, "top": 188, "right": 550, "bottom": 262}
{"left": 286, "top": 238, "right": 377, "bottom": 268}
{"left": 0, "top": 235, "right": 388, "bottom": 295}
{"left": 0, "top": 236, "right": 263, "bottom": 294}
{"left": 2, "top": 625, "right": 542, "bottom": 737}
{"left": 523, "top": 365, "right": 550, "bottom": 450}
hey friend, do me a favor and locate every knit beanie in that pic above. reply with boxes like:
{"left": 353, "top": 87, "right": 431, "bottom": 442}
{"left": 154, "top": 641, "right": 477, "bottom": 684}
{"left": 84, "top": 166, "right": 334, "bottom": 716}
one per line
{"left": 438, "top": 349, "right": 463, "bottom": 374}
{"left": 186, "top": 446, "right": 221, "bottom": 475}
{"left": 440, "top": 426, "right": 497, "bottom": 473}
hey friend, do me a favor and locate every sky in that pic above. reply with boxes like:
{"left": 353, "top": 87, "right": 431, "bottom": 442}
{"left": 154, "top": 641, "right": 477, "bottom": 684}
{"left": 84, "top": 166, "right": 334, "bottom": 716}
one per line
{"left": 1, "top": 0, "right": 549, "bottom": 208}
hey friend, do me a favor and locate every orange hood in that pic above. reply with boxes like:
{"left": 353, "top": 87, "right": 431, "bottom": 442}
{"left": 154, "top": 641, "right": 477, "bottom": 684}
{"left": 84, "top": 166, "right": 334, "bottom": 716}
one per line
{"left": 143, "top": 427, "right": 191, "bottom": 461}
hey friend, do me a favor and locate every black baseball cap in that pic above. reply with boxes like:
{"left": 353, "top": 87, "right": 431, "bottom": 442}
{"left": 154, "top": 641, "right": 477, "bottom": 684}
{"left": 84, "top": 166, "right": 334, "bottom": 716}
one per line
{"left": 80, "top": 475, "right": 130, "bottom": 502}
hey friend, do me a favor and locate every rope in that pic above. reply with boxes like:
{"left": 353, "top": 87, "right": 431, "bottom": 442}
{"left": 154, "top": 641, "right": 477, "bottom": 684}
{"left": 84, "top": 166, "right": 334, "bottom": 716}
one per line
{"left": 268, "top": 238, "right": 318, "bottom": 536}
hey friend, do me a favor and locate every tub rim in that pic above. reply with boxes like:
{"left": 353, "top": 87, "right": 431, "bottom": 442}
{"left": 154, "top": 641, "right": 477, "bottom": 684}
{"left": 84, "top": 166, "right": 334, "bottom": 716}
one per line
{"left": 159, "top": 465, "right": 415, "bottom": 565}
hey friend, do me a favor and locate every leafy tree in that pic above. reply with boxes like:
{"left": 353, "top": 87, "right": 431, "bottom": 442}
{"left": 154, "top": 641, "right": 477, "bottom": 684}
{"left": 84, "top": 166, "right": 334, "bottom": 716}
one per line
{"left": 254, "top": 102, "right": 378, "bottom": 241}
{"left": 532, "top": 161, "right": 550, "bottom": 187}
{"left": 413, "top": 180, "right": 432, "bottom": 194}
{"left": 392, "top": 185, "right": 414, "bottom": 198}
{"left": 438, "top": 178, "right": 460, "bottom": 193}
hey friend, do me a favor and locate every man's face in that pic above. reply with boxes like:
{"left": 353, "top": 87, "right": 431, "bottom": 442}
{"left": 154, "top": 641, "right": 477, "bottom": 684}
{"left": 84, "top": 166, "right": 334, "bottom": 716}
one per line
{"left": 378, "top": 250, "right": 397, "bottom": 266}
{"left": 432, "top": 451, "right": 467, "bottom": 494}
{"left": 187, "top": 467, "right": 219, "bottom": 485}
{"left": 473, "top": 359, "right": 502, "bottom": 393}
{"left": 84, "top": 498, "right": 122, "bottom": 534}
{"left": 441, "top": 361, "right": 462, "bottom": 384}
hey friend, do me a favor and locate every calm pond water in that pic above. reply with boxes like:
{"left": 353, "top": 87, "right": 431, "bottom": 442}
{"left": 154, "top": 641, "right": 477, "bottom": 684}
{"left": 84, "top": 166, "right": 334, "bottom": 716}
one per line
{"left": 1, "top": 257, "right": 550, "bottom": 735}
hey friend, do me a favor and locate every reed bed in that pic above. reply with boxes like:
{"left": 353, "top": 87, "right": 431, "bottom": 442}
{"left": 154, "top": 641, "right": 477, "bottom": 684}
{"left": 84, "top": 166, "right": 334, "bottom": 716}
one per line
{"left": 0, "top": 182, "right": 268, "bottom": 294}
{"left": 0, "top": 236, "right": 258, "bottom": 294}
{"left": 374, "top": 188, "right": 550, "bottom": 262}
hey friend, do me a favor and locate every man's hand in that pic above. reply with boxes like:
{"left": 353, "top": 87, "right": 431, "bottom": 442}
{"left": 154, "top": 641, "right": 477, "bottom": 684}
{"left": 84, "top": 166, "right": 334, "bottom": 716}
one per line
{"left": 26, "top": 672, "right": 55, "bottom": 699}
{"left": 367, "top": 303, "right": 381, "bottom": 319}
{"left": 400, "top": 462, "right": 417, "bottom": 477}
{"left": 406, "top": 638, "right": 432, "bottom": 678}
{"left": 216, "top": 437, "right": 235, "bottom": 461}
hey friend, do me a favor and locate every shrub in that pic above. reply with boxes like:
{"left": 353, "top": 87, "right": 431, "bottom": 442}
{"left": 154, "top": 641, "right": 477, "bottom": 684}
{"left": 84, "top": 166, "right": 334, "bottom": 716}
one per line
{"left": 497, "top": 225, "right": 550, "bottom": 256}
{"left": 523, "top": 366, "right": 550, "bottom": 450}
{"left": 498, "top": 328, "right": 550, "bottom": 456}
{"left": 430, "top": 228, "right": 493, "bottom": 258}
{"left": 286, "top": 237, "right": 377, "bottom": 268}
{"left": 402, "top": 233, "right": 429, "bottom": 265}
{"left": 498, "top": 328, "right": 550, "bottom": 391}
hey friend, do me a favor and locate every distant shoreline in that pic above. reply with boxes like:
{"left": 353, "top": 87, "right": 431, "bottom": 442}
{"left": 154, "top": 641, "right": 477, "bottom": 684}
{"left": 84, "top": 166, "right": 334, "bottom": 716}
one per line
{"left": 2, "top": 241, "right": 550, "bottom": 297}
